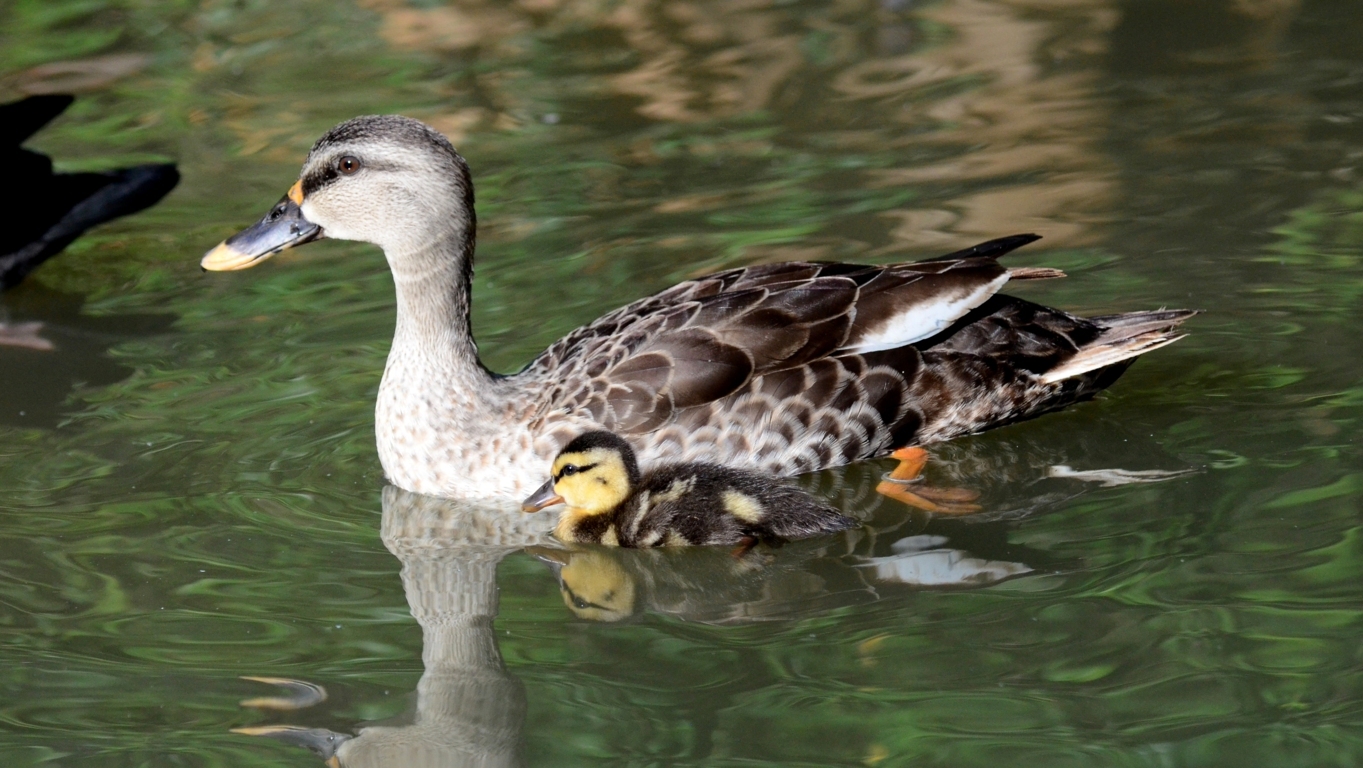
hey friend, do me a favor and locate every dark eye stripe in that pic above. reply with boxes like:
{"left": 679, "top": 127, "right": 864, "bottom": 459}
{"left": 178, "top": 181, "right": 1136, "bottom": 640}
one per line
{"left": 555, "top": 462, "right": 597, "bottom": 482}
{"left": 300, "top": 157, "right": 395, "bottom": 198}
{"left": 300, "top": 165, "right": 339, "bottom": 198}
{"left": 563, "top": 586, "right": 609, "bottom": 611}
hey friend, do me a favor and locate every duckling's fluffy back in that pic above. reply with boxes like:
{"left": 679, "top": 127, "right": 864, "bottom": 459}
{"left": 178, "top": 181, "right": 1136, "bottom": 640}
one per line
{"left": 613, "top": 463, "right": 857, "bottom": 547}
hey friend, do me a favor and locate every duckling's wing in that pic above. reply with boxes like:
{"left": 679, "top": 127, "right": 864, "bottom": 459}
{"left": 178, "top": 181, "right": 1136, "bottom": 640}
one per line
{"left": 523, "top": 236, "right": 1033, "bottom": 435}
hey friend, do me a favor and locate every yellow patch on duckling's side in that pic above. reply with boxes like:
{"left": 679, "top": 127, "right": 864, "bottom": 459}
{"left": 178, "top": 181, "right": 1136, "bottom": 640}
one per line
{"left": 600, "top": 525, "right": 619, "bottom": 546}
{"left": 653, "top": 476, "right": 696, "bottom": 503}
{"left": 720, "top": 489, "right": 766, "bottom": 523}
{"left": 663, "top": 530, "right": 689, "bottom": 547}
{"left": 623, "top": 490, "right": 651, "bottom": 540}
{"left": 624, "top": 477, "right": 693, "bottom": 540}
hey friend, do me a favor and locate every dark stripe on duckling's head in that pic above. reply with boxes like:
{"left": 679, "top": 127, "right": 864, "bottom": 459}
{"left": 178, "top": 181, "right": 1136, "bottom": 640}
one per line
{"left": 551, "top": 431, "right": 641, "bottom": 515}
{"left": 554, "top": 462, "right": 597, "bottom": 482}
{"left": 559, "top": 431, "right": 642, "bottom": 485}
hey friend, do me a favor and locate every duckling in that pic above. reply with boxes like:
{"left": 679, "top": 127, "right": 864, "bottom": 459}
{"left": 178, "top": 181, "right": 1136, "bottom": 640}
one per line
{"left": 522, "top": 430, "right": 858, "bottom": 548}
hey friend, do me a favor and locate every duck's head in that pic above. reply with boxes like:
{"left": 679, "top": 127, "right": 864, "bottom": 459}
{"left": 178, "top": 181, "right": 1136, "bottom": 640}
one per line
{"left": 202, "top": 115, "right": 474, "bottom": 271}
{"left": 521, "top": 431, "right": 642, "bottom": 515}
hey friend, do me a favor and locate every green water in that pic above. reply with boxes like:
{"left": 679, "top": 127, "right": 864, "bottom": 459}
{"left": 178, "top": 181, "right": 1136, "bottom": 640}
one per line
{"left": 2, "top": 0, "right": 1362, "bottom": 765}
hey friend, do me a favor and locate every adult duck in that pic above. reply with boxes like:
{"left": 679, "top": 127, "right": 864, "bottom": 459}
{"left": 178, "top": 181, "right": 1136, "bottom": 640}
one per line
{"left": 202, "top": 115, "right": 1194, "bottom": 500}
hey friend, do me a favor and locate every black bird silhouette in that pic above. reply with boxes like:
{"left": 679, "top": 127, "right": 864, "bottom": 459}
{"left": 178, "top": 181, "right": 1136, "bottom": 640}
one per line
{"left": 0, "top": 94, "right": 179, "bottom": 289}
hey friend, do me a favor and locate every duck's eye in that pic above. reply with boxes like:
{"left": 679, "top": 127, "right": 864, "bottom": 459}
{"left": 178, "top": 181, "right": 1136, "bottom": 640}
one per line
{"left": 560, "top": 464, "right": 579, "bottom": 477}
{"left": 337, "top": 156, "right": 361, "bottom": 175}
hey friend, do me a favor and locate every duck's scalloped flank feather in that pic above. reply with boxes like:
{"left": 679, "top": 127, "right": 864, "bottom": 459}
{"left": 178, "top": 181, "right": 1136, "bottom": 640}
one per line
{"left": 522, "top": 237, "right": 1195, "bottom": 479}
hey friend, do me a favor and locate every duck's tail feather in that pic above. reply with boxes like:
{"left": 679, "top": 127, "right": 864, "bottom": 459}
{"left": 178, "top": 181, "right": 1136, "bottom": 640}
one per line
{"left": 921, "top": 233, "right": 1042, "bottom": 262}
{"left": 1007, "top": 266, "right": 1066, "bottom": 281}
{"left": 1041, "top": 309, "right": 1199, "bottom": 384}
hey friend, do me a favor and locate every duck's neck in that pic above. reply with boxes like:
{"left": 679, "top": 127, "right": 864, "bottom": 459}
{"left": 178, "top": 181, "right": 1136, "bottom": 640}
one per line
{"left": 385, "top": 225, "right": 491, "bottom": 390}
{"left": 376, "top": 221, "right": 521, "bottom": 496}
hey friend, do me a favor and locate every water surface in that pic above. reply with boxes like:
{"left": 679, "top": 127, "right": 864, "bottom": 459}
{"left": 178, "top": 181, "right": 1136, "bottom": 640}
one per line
{"left": 2, "top": 0, "right": 1362, "bottom": 765}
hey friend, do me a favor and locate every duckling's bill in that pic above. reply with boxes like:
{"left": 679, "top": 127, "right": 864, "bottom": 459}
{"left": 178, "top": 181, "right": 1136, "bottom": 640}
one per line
{"left": 201, "top": 190, "right": 321, "bottom": 271}
{"left": 522, "top": 479, "right": 564, "bottom": 512}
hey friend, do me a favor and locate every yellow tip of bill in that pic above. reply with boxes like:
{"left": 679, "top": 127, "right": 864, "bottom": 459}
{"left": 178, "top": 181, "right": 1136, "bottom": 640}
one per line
{"left": 201, "top": 241, "right": 269, "bottom": 271}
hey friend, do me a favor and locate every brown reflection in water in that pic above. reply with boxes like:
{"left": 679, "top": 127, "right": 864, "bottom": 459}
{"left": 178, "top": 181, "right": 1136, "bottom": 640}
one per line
{"left": 600, "top": 0, "right": 805, "bottom": 124}
{"left": 357, "top": 0, "right": 1125, "bottom": 249}
{"left": 854, "top": 0, "right": 1123, "bottom": 249}
{"left": 352, "top": 0, "right": 1306, "bottom": 256}
{"left": 237, "top": 492, "right": 544, "bottom": 767}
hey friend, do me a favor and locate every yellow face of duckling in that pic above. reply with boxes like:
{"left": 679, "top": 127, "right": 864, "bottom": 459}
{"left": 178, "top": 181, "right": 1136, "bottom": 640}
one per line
{"left": 522, "top": 432, "right": 644, "bottom": 545}
{"left": 551, "top": 447, "right": 633, "bottom": 515}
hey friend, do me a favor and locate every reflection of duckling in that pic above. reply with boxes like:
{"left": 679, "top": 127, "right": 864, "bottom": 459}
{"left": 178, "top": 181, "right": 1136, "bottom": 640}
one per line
{"left": 522, "top": 431, "right": 857, "bottom": 547}
{"left": 529, "top": 544, "right": 850, "bottom": 624}
{"left": 540, "top": 547, "right": 638, "bottom": 622}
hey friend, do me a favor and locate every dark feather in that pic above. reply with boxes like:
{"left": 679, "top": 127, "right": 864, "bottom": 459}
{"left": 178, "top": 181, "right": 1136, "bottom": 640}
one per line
{"left": 2, "top": 95, "right": 179, "bottom": 290}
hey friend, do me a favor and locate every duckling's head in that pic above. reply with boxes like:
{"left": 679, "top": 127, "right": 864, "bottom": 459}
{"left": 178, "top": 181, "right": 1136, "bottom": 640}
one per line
{"left": 203, "top": 115, "right": 474, "bottom": 271}
{"left": 521, "top": 431, "right": 642, "bottom": 515}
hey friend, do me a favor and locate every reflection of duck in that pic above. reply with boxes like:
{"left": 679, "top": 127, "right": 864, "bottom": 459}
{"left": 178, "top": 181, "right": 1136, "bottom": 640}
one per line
{"left": 232, "top": 483, "right": 1044, "bottom": 768}
{"left": 234, "top": 488, "right": 544, "bottom": 767}
{"left": 1, "top": 94, "right": 178, "bottom": 289}
{"left": 522, "top": 430, "right": 857, "bottom": 547}
{"left": 202, "top": 114, "right": 1195, "bottom": 500}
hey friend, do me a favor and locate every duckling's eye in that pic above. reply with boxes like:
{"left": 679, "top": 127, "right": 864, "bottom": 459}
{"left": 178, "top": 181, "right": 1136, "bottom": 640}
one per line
{"left": 560, "top": 464, "right": 579, "bottom": 477}
{"left": 337, "top": 156, "right": 361, "bottom": 175}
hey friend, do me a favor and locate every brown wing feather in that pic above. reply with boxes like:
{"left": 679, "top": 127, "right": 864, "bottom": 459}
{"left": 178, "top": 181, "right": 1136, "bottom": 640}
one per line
{"left": 523, "top": 257, "right": 1010, "bottom": 428}
{"left": 520, "top": 236, "right": 1193, "bottom": 478}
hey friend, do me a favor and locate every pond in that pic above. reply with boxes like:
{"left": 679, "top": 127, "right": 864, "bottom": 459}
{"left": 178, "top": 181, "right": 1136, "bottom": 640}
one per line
{"left": 2, "top": 0, "right": 1362, "bottom": 765}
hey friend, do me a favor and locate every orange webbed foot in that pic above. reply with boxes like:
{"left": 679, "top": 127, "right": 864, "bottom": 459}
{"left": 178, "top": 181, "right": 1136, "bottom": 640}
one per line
{"left": 877, "top": 447, "right": 983, "bottom": 515}
{"left": 887, "top": 446, "right": 928, "bottom": 481}
{"left": 731, "top": 535, "right": 759, "bottom": 559}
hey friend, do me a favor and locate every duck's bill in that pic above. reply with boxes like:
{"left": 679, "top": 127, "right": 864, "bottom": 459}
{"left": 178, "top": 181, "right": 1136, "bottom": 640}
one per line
{"left": 202, "top": 194, "right": 321, "bottom": 271}
{"left": 522, "top": 480, "right": 564, "bottom": 513}
{"left": 230, "top": 725, "right": 349, "bottom": 766}
{"left": 525, "top": 544, "right": 572, "bottom": 567}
